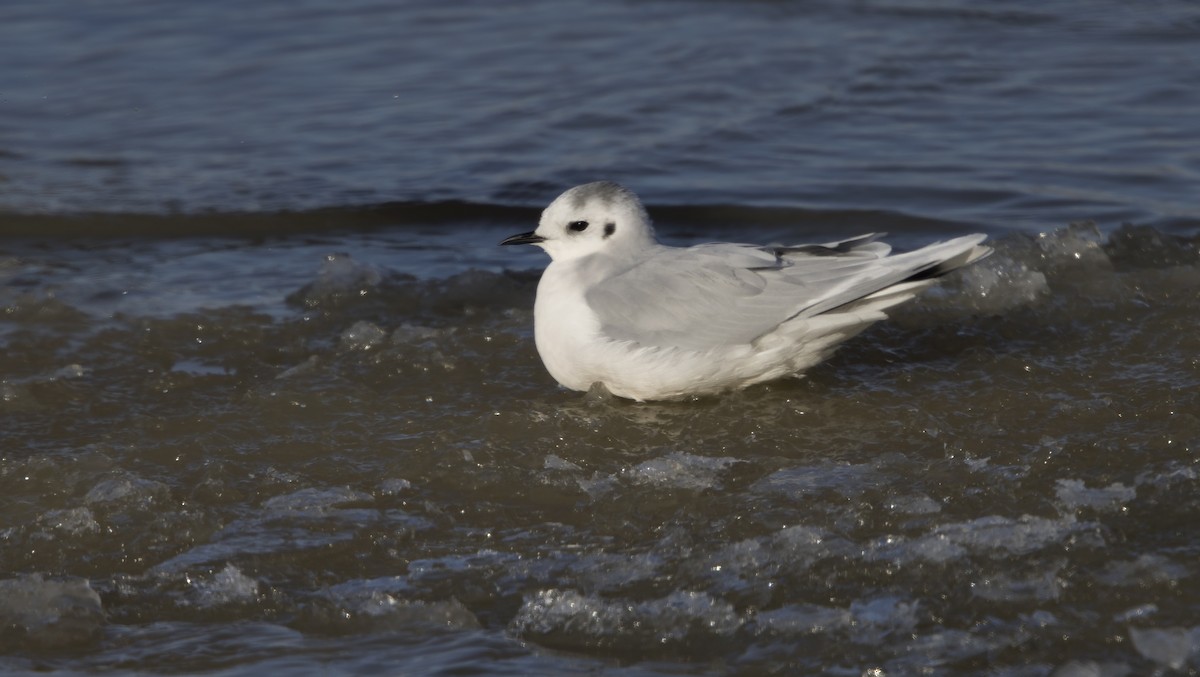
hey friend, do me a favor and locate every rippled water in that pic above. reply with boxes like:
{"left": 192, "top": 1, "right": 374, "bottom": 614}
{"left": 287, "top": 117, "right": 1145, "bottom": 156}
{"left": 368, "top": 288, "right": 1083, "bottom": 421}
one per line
{"left": 2, "top": 0, "right": 1200, "bottom": 674}
{"left": 3, "top": 222, "right": 1200, "bottom": 674}
{"left": 3, "top": 0, "right": 1199, "bottom": 230}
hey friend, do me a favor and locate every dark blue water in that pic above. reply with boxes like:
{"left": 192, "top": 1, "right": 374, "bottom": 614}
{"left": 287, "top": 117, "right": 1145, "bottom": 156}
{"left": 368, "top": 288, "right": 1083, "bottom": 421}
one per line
{"left": 2, "top": 2, "right": 1200, "bottom": 675}
{"left": 2, "top": 0, "right": 1198, "bottom": 232}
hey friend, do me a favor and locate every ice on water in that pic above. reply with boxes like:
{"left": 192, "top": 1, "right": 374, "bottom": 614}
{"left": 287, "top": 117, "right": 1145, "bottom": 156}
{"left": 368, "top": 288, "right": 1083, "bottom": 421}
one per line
{"left": 0, "top": 575, "right": 104, "bottom": 650}
{"left": 3, "top": 217, "right": 1199, "bottom": 672}
{"left": 622, "top": 451, "right": 740, "bottom": 490}
{"left": 187, "top": 563, "right": 260, "bottom": 608}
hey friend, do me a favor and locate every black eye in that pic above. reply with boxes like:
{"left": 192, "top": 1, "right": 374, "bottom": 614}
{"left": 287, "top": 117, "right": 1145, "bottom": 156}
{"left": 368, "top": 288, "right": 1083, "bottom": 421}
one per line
{"left": 567, "top": 220, "right": 589, "bottom": 232}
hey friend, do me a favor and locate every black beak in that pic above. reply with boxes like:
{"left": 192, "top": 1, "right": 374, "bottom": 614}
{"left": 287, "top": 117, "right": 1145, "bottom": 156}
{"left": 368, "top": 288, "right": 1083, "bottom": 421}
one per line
{"left": 500, "top": 230, "right": 546, "bottom": 246}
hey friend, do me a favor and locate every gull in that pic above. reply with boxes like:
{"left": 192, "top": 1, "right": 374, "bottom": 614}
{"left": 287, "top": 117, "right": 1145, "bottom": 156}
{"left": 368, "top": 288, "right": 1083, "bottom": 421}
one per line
{"left": 501, "top": 181, "right": 990, "bottom": 401}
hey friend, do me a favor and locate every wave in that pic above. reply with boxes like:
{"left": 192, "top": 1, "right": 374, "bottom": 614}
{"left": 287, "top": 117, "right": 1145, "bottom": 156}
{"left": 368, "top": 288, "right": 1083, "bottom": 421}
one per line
{"left": 0, "top": 200, "right": 974, "bottom": 240}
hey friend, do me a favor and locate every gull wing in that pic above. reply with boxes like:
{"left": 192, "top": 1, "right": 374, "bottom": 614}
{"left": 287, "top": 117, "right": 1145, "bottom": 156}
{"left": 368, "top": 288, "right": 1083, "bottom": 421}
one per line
{"left": 585, "top": 234, "right": 987, "bottom": 351}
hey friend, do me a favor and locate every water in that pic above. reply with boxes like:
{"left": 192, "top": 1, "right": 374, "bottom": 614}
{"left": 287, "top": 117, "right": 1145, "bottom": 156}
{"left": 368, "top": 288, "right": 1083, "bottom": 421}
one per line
{"left": 3, "top": 0, "right": 1199, "bottom": 230}
{"left": 2, "top": 0, "right": 1200, "bottom": 674}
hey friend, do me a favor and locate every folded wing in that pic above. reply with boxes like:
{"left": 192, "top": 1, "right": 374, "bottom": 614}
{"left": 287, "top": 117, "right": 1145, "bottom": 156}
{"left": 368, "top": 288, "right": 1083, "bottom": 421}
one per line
{"left": 586, "top": 233, "right": 989, "bottom": 351}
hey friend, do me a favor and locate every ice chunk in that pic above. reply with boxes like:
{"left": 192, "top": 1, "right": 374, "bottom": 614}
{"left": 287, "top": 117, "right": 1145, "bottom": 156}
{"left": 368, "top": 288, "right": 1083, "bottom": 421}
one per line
{"left": 543, "top": 454, "right": 581, "bottom": 471}
{"left": 1114, "top": 604, "right": 1158, "bottom": 623}
{"left": 970, "top": 568, "right": 1063, "bottom": 602}
{"left": 0, "top": 574, "right": 104, "bottom": 649}
{"left": 654, "top": 590, "right": 743, "bottom": 638}
{"left": 0, "top": 382, "right": 30, "bottom": 405}
{"left": 849, "top": 596, "right": 919, "bottom": 644}
{"left": 407, "top": 550, "right": 521, "bottom": 586}
{"left": 378, "top": 478, "right": 413, "bottom": 495}
{"left": 1036, "top": 222, "right": 1111, "bottom": 270}
{"left": 339, "top": 320, "right": 387, "bottom": 351}
{"left": 869, "top": 514, "right": 1094, "bottom": 564}
{"left": 288, "top": 252, "right": 382, "bottom": 308}
{"left": 926, "top": 514, "right": 1086, "bottom": 556}
{"left": 775, "top": 524, "right": 830, "bottom": 549}
{"left": 1128, "top": 626, "right": 1197, "bottom": 669}
{"left": 575, "top": 472, "right": 617, "bottom": 499}
{"left": 1055, "top": 479, "right": 1136, "bottom": 512}
{"left": 905, "top": 628, "right": 998, "bottom": 665}
{"left": 47, "top": 364, "right": 88, "bottom": 380}
{"left": 954, "top": 256, "right": 1049, "bottom": 313}
{"left": 315, "top": 577, "right": 479, "bottom": 632}
{"left": 390, "top": 324, "right": 444, "bottom": 345}
{"left": 885, "top": 493, "right": 942, "bottom": 515}
{"left": 36, "top": 507, "right": 100, "bottom": 536}
{"left": 1096, "top": 555, "right": 1189, "bottom": 587}
{"left": 511, "top": 588, "right": 742, "bottom": 644}
{"left": 622, "top": 452, "right": 738, "bottom": 490}
{"left": 753, "top": 462, "right": 878, "bottom": 498}
{"left": 752, "top": 604, "right": 852, "bottom": 636}
{"left": 701, "top": 525, "right": 851, "bottom": 597}
{"left": 190, "top": 563, "right": 260, "bottom": 608}
{"left": 276, "top": 355, "right": 321, "bottom": 379}
{"left": 324, "top": 575, "right": 413, "bottom": 600}
{"left": 1052, "top": 660, "right": 1132, "bottom": 677}
{"left": 262, "top": 486, "right": 373, "bottom": 514}
{"left": 84, "top": 475, "right": 170, "bottom": 508}
{"left": 571, "top": 551, "right": 664, "bottom": 594}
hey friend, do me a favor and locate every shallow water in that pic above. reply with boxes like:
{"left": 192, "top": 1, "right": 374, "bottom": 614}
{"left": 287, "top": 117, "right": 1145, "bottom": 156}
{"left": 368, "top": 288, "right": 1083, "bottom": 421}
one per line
{"left": 3, "top": 221, "right": 1200, "bottom": 674}
{"left": 2, "top": 0, "right": 1200, "bottom": 674}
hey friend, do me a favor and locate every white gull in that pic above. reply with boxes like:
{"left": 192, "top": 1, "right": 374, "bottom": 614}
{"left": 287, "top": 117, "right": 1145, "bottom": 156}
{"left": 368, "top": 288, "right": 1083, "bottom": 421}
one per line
{"left": 502, "top": 181, "right": 990, "bottom": 401}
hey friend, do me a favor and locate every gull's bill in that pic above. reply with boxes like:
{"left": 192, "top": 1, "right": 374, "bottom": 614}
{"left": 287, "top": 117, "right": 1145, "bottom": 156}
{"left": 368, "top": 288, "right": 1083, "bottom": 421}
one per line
{"left": 500, "top": 231, "right": 545, "bottom": 246}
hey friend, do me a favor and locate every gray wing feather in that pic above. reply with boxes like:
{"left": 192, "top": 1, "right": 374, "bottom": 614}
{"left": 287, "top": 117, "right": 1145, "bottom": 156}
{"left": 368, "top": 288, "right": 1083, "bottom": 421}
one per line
{"left": 586, "top": 233, "right": 987, "bottom": 351}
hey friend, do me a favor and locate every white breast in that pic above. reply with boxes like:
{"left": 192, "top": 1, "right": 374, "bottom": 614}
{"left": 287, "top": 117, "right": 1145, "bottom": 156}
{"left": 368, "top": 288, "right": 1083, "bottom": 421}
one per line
{"left": 532, "top": 262, "right": 606, "bottom": 392}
